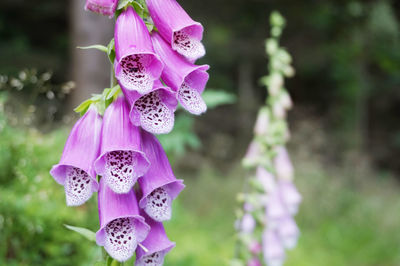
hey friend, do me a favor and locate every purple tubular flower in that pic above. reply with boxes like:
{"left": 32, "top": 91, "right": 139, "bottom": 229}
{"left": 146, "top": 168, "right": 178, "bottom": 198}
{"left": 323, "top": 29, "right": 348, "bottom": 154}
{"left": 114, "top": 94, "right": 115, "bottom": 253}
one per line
{"left": 136, "top": 214, "right": 175, "bottom": 266}
{"left": 277, "top": 216, "right": 300, "bottom": 250}
{"left": 249, "top": 241, "right": 262, "bottom": 255}
{"left": 254, "top": 108, "right": 270, "bottom": 136}
{"left": 85, "top": 0, "right": 118, "bottom": 18}
{"left": 247, "top": 258, "right": 262, "bottom": 266}
{"left": 146, "top": 0, "right": 205, "bottom": 61}
{"left": 123, "top": 79, "right": 178, "bottom": 135}
{"left": 256, "top": 166, "right": 276, "bottom": 193}
{"left": 278, "top": 179, "right": 302, "bottom": 215}
{"left": 138, "top": 130, "right": 185, "bottom": 221}
{"left": 50, "top": 107, "right": 101, "bottom": 206}
{"left": 114, "top": 7, "right": 164, "bottom": 94}
{"left": 274, "top": 146, "right": 294, "bottom": 181}
{"left": 266, "top": 189, "right": 288, "bottom": 229}
{"left": 240, "top": 213, "right": 256, "bottom": 234}
{"left": 94, "top": 96, "right": 150, "bottom": 194}
{"left": 96, "top": 178, "right": 150, "bottom": 262}
{"left": 151, "top": 32, "right": 209, "bottom": 115}
{"left": 262, "top": 229, "right": 285, "bottom": 266}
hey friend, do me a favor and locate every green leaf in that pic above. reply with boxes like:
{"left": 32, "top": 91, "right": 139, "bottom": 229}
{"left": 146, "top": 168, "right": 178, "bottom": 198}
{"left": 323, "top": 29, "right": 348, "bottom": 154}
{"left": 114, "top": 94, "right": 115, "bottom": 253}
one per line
{"left": 73, "top": 99, "right": 93, "bottom": 116}
{"left": 64, "top": 224, "right": 96, "bottom": 242}
{"left": 270, "top": 11, "right": 285, "bottom": 28}
{"left": 202, "top": 89, "right": 236, "bottom": 109}
{"left": 107, "top": 38, "right": 116, "bottom": 63}
{"left": 106, "top": 256, "right": 113, "bottom": 266}
{"left": 95, "top": 100, "right": 106, "bottom": 116}
{"left": 117, "top": 0, "right": 132, "bottom": 10}
{"left": 77, "top": 45, "right": 108, "bottom": 53}
{"left": 106, "top": 85, "right": 121, "bottom": 100}
{"left": 145, "top": 22, "right": 154, "bottom": 32}
{"left": 131, "top": 1, "right": 145, "bottom": 13}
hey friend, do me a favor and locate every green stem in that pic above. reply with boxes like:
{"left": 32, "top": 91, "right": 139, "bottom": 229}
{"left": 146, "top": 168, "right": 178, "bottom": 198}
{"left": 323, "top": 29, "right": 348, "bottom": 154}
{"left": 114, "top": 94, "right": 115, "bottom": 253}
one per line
{"left": 110, "top": 65, "right": 116, "bottom": 88}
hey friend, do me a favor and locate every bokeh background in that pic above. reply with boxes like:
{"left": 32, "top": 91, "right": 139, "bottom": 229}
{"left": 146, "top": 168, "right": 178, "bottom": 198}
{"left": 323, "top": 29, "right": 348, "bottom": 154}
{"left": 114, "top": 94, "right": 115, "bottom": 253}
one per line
{"left": 1, "top": 0, "right": 400, "bottom": 265}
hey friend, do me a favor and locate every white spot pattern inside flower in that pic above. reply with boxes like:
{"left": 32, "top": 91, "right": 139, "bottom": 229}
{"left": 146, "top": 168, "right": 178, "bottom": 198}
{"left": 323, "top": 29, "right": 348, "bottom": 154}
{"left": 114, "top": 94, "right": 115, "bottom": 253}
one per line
{"left": 65, "top": 166, "right": 93, "bottom": 206}
{"left": 144, "top": 187, "right": 172, "bottom": 222}
{"left": 105, "top": 150, "right": 137, "bottom": 194}
{"left": 134, "top": 91, "right": 174, "bottom": 134}
{"left": 119, "top": 54, "right": 153, "bottom": 94}
{"left": 173, "top": 29, "right": 205, "bottom": 60}
{"left": 105, "top": 218, "right": 137, "bottom": 262}
{"left": 137, "top": 250, "right": 167, "bottom": 266}
{"left": 178, "top": 82, "right": 206, "bottom": 115}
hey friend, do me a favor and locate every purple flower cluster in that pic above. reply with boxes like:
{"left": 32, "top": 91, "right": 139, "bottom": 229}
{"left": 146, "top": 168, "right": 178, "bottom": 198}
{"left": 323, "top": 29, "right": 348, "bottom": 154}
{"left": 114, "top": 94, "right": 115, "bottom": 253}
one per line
{"left": 240, "top": 147, "right": 302, "bottom": 266}
{"left": 52, "top": 0, "right": 208, "bottom": 263}
{"left": 115, "top": 2, "right": 209, "bottom": 135}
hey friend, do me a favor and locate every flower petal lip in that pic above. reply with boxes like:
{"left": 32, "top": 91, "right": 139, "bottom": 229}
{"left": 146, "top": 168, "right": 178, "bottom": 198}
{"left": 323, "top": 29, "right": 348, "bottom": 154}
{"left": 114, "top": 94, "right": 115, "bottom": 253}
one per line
{"left": 151, "top": 32, "right": 209, "bottom": 93}
{"left": 135, "top": 212, "right": 175, "bottom": 262}
{"left": 277, "top": 216, "right": 300, "bottom": 250}
{"left": 94, "top": 96, "right": 150, "bottom": 190}
{"left": 278, "top": 180, "right": 301, "bottom": 207}
{"left": 50, "top": 106, "right": 102, "bottom": 193}
{"left": 274, "top": 146, "right": 294, "bottom": 181}
{"left": 96, "top": 178, "right": 150, "bottom": 247}
{"left": 85, "top": 0, "right": 118, "bottom": 18}
{"left": 146, "top": 0, "right": 204, "bottom": 60}
{"left": 127, "top": 79, "right": 178, "bottom": 135}
{"left": 262, "top": 229, "right": 285, "bottom": 266}
{"left": 138, "top": 129, "right": 185, "bottom": 209}
{"left": 114, "top": 7, "right": 163, "bottom": 94}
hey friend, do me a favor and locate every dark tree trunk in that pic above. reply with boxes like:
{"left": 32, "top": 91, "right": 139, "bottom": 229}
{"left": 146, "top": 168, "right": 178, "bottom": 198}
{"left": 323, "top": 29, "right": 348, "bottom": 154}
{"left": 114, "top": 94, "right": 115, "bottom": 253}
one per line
{"left": 238, "top": 60, "right": 257, "bottom": 137}
{"left": 69, "top": 0, "right": 114, "bottom": 108}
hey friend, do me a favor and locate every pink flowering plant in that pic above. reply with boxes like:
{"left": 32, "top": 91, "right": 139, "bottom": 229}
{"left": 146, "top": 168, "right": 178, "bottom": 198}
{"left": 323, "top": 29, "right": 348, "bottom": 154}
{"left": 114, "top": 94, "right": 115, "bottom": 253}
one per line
{"left": 233, "top": 12, "right": 301, "bottom": 266}
{"left": 50, "top": 0, "right": 209, "bottom": 264}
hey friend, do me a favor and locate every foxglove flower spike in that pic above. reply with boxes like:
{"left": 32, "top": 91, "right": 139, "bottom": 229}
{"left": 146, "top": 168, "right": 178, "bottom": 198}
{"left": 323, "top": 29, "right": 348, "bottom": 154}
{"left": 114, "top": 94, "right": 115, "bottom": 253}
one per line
{"left": 114, "top": 7, "right": 163, "bottom": 94}
{"left": 50, "top": 106, "right": 102, "bottom": 206}
{"left": 138, "top": 130, "right": 185, "bottom": 221}
{"left": 96, "top": 178, "right": 150, "bottom": 262}
{"left": 147, "top": 0, "right": 205, "bottom": 61}
{"left": 94, "top": 96, "right": 150, "bottom": 194}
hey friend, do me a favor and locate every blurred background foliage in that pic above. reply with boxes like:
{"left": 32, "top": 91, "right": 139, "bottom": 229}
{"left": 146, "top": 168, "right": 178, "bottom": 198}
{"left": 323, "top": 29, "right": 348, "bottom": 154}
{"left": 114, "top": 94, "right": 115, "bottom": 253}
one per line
{"left": 1, "top": 0, "right": 400, "bottom": 265}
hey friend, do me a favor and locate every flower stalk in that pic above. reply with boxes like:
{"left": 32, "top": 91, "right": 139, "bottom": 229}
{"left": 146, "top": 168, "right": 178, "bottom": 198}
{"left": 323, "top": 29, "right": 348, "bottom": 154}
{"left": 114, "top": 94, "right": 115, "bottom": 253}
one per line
{"left": 51, "top": 0, "right": 209, "bottom": 264}
{"left": 233, "top": 11, "right": 301, "bottom": 266}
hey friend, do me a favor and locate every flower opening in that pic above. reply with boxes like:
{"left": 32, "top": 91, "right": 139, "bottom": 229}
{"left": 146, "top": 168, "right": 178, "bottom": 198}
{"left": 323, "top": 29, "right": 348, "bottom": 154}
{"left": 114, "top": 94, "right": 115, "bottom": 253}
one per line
{"left": 117, "top": 54, "right": 156, "bottom": 94}
{"left": 104, "top": 150, "right": 141, "bottom": 194}
{"left": 133, "top": 90, "right": 174, "bottom": 134}
{"left": 178, "top": 81, "right": 207, "bottom": 115}
{"left": 173, "top": 27, "right": 205, "bottom": 61}
{"left": 144, "top": 187, "right": 172, "bottom": 222}
{"left": 136, "top": 250, "right": 167, "bottom": 266}
{"left": 64, "top": 166, "right": 94, "bottom": 206}
{"left": 104, "top": 217, "right": 137, "bottom": 262}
